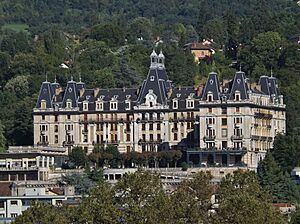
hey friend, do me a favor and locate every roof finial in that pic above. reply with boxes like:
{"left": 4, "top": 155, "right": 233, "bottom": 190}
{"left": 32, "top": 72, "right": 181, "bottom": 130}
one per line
{"left": 71, "top": 75, "right": 73, "bottom": 81}
{"left": 54, "top": 74, "right": 57, "bottom": 83}
{"left": 79, "top": 74, "right": 82, "bottom": 83}
{"left": 45, "top": 73, "right": 48, "bottom": 82}
{"left": 239, "top": 64, "right": 242, "bottom": 72}
{"left": 270, "top": 68, "right": 273, "bottom": 77}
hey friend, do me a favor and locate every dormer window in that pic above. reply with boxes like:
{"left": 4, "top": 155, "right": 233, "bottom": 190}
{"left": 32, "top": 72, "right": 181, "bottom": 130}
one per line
{"left": 173, "top": 99, "right": 178, "bottom": 109}
{"left": 41, "top": 100, "right": 46, "bottom": 109}
{"left": 66, "top": 100, "right": 72, "bottom": 109}
{"left": 234, "top": 91, "right": 241, "bottom": 101}
{"left": 96, "top": 101, "right": 103, "bottom": 111}
{"left": 83, "top": 102, "right": 88, "bottom": 111}
{"left": 110, "top": 101, "right": 118, "bottom": 110}
{"left": 150, "top": 76, "right": 155, "bottom": 81}
{"left": 186, "top": 99, "right": 194, "bottom": 109}
{"left": 125, "top": 100, "right": 131, "bottom": 110}
{"left": 207, "top": 92, "right": 213, "bottom": 102}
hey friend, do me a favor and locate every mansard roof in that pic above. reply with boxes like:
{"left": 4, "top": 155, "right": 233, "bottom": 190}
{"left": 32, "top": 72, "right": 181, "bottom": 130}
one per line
{"left": 36, "top": 81, "right": 54, "bottom": 108}
{"left": 137, "top": 67, "right": 169, "bottom": 106}
{"left": 201, "top": 72, "right": 220, "bottom": 101}
{"left": 229, "top": 71, "right": 249, "bottom": 100}
{"left": 34, "top": 51, "right": 283, "bottom": 112}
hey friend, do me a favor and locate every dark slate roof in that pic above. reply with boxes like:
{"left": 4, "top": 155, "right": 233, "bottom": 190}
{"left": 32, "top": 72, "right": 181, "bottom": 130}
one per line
{"left": 36, "top": 81, "right": 54, "bottom": 108}
{"left": 62, "top": 81, "right": 79, "bottom": 108}
{"left": 201, "top": 72, "right": 220, "bottom": 101}
{"left": 258, "top": 76, "right": 270, "bottom": 95}
{"left": 229, "top": 71, "right": 249, "bottom": 100}
{"left": 269, "top": 77, "right": 279, "bottom": 96}
{"left": 137, "top": 68, "right": 169, "bottom": 105}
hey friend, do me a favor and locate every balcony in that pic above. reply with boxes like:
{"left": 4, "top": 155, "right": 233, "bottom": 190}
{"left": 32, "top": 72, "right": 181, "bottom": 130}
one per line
{"left": 63, "top": 141, "right": 74, "bottom": 146}
{"left": 207, "top": 123, "right": 213, "bottom": 129}
{"left": 106, "top": 140, "right": 120, "bottom": 145}
{"left": 203, "top": 135, "right": 216, "bottom": 142}
{"left": 37, "top": 141, "right": 49, "bottom": 146}
{"left": 231, "top": 135, "right": 244, "bottom": 141}
{"left": 138, "top": 139, "right": 162, "bottom": 145}
{"left": 254, "top": 112, "right": 273, "bottom": 119}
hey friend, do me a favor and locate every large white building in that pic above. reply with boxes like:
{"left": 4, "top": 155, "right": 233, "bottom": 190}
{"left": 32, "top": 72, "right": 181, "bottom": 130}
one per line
{"left": 33, "top": 50, "right": 286, "bottom": 169}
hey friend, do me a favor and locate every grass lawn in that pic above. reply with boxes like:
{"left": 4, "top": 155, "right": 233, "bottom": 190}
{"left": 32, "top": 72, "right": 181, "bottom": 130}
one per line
{"left": 1, "top": 23, "right": 29, "bottom": 34}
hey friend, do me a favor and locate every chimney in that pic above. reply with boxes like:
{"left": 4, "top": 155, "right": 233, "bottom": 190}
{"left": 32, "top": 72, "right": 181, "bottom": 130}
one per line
{"left": 55, "top": 87, "right": 62, "bottom": 96}
{"left": 79, "top": 88, "right": 85, "bottom": 97}
{"left": 94, "top": 88, "right": 100, "bottom": 97}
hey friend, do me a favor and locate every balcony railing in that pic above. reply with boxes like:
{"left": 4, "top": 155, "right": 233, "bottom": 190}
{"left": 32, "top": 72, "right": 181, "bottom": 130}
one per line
{"left": 203, "top": 135, "right": 216, "bottom": 142}
{"left": 231, "top": 135, "right": 244, "bottom": 141}
{"left": 138, "top": 139, "right": 162, "bottom": 145}
{"left": 63, "top": 141, "right": 74, "bottom": 146}
{"left": 37, "top": 141, "right": 49, "bottom": 146}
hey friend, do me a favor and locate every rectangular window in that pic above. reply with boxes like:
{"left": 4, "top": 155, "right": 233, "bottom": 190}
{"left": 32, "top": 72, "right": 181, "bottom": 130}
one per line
{"left": 173, "top": 100, "right": 178, "bottom": 109}
{"left": 157, "top": 123, "right": 161, "bottom": 130}
{"left": 67, "top": 115, "right": 71, "bottom": 120}
{"left": 10, "top": 201, "right": 18, "bottom": 206}
{"left": 54, "top": 125, "right": 58, "bottom": 132}
{"left": 110, "top": 102, "right": 118, "bottom": 110}
{"left": 236, "top": 107, "right": 240, "bottom": 113}
{"left": 222, "top": 118, "right": 227, "bottom": 126}
{"left": 174, "top": 112, "right": 177, "bottom": 119}
{"left": 208, "top": 108, "right": 212, "bottom": 113}
{"left": 149, "top": 124, "right": 153, "bottom": 130}
{"left": 55, "top": 135, "right": 58, "bottom": 143}
{"left": 142, "top": 124, "right": 146, "bottom": 131}
{"left": 221, "top": 128, "right": 227, "bottom": 137}
{"left": 54, "top": 115, "right": 58, "bottom": 122}
{"left": 0, "top": 201, "right": 4, "bottom": 209}
{"left": 125, "top": 102, "right": 130, "bottom": 110}
{"left": 221, "top": 107, "right": 227, "bottom": 115}
{"left": 126, "top": 134, "right": 130, "bottom": 142}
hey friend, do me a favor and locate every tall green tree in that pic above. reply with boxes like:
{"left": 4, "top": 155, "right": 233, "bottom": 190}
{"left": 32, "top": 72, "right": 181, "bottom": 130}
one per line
{"left": 258, "top": 151, "right": 300, "bottom": 203}
{"left": 69, "top": 146, "right": 87, "bottom": 168}
{"left": 212, "top": 170, "right": 286, "bottom": 224}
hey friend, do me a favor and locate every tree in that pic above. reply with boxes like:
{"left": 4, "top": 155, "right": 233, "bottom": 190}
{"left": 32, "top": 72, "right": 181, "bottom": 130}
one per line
{"left": 93, "top": 68, "right": 116, "bottom": 88}
{"left": 72, "top": 180, "right": 121, "bottom": 224}
{"left": 90, "top": 23, "right": 125, "bottom": 48}
{"left": 252, "top": 31, "right": 283, "bottom": 70}
{"left": 114, "top": 170, "right": 170, "bottom": 224}
{"left": 212, "top": 170, "right": 286, "bottom": 224}
{"left": 170, "top": 171, "right": 214, "bottom": 223}
{"left": 258, "top": 151, "right": 300, "bottom": 203}
{"left": 13, "top": 201, "right": 69, "bottom": 224}
{"left": 69, "top": 146, "right": 87, "bottom": 168}
{"left": 0, "top": 120, "right": 6, "bottom": 152}
{"left": 272, "top": 133, "right": 300, "bottom": 173}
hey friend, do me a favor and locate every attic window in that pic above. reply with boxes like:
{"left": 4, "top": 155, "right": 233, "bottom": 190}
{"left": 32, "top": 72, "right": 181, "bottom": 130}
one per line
{"left": 207, "top": 93, "right": 213, "bottom": 102}
{"left": 96, "top": 102, "right": 103, "bottom": 111}
{"left": 209, "top": 79, "right": 214, "bottom": 85}
{"left": 176, "top": 93, "right": 181, "bottom": 98}
{"left": 66, "top": 100, "right": 72, "bottom": 109}
{"left": 110, "top": 101, "right": 118, "bottom": 110}
{"left": 125, "top": 101, "right": 131, "bottom": 110}
{"left": 83, "top": 102, "right": 88, "bottom": 111}
{"left": 99, "top": 95, "right": 104, "bottom": 100}
{"left": 173, "top": 100, "right": 178, "bottom": 109}
{"left": 234, "top": 91, "right": 240, "bottom": 101}
{"left": 150, "top": 76, "right": 155, "bottom": 81}
{"left": 186, "top": 99, "right": 194, "bottom": 109}
{"left": 41, "top": 100, "right": 46, "bottom": 109}
{"left": 126, "top": 95, "right": 131, "bottom": 99}
{"left": 113, "top": 95, "right": 118, "bottom": 99}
